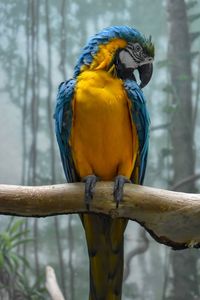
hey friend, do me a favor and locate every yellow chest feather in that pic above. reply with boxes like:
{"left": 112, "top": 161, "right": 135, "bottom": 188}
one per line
{"left": 70, "top": 70, "right": 138, "bottom": 180}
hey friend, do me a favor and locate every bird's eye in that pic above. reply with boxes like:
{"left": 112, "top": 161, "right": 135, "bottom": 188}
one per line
{"left": 136, "top": 46, "right": 140, "bottom": 51}
{"left": 134, "top": 43, "right": 141, "bottom": 52}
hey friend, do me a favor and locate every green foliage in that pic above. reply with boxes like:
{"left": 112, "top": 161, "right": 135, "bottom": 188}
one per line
{"left": 0, "top": 219, "right": 30, "bottom": 270}
{"left": 177, "top": 73, "right": 191, "bottom": 81}
{"left": 186, "top": 0, "right": 198, "bottom": 10}
{"left": 0, "top": 218, "right": 47, "bottom": 299}
{"left": 162, "top": 84, "right": 174, "bottom": 94}
{"left": 15, "top": 273, "right": 46, "bottom": 300}
{"left": 162, "top": 102, "right": 177, "bottom": 114}
{"left": 188, "top": 13, "right": 200, "bottom": 23}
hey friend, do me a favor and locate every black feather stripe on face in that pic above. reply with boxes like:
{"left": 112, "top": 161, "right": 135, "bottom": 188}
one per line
{"left": 125, "top": 47, "right": 141, "bottom": 63}
{"left": 127, "top": 42, "right": 151, "bottom": 64}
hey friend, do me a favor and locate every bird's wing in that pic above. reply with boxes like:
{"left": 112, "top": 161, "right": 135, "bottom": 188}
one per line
{"left": 124, "top": 80, "right": 150, "bottom": 184}
{"left": 54, "top": 79, "right": 79, "bottom": 182}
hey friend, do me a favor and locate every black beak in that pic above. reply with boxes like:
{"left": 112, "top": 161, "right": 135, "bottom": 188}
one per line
{"left": 138, "top": 63, "right": 153, "bottom": 89}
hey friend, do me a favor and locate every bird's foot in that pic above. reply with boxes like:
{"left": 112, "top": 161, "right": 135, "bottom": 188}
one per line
{"left": 113, "top": 175, "right": 131, "bottom": 208}
{"left": 82, "top": 175, "right": 99, "bottom": 210}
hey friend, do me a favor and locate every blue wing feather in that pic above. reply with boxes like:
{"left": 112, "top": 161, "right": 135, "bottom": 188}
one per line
{"left": 124, "top": 80, "right": 150, "bottom": 184}
{"left": 54, "top": 79, "right": 79, "bottom": 182}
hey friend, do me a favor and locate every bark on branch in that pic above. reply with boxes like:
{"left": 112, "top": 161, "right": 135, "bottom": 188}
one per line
{"left": 0, "top": 182, "right": 200, "bottom": 250}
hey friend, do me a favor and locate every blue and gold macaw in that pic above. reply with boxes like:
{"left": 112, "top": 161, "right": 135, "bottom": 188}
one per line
{"left": 55, "top": 26, "right": 154, "bottom": 300}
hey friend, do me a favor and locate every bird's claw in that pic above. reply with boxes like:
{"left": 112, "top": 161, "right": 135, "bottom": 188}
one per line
{"left": 82, "top": 175, "right": 99, "bottom": 210}
{"left": 113, "top": 175, "right": 131, "bottom": 208}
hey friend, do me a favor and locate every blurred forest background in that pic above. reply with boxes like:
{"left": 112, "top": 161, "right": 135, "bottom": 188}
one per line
{"left": 0, "top": 0, "right": 200, "bottom": 299}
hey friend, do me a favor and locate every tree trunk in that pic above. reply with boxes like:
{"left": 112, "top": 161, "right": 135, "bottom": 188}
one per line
{"left": 21, "top": 0, "right": 30, "bottom": 186}
{"left": 30, "top": 0, "right": 38, "bottom": 185}
{"left": 166, "top": 0, "right": 199, "bottom": 299}
{"left": 58, "top": 3, "right": 76, "bottom": 299}
{"left": 68, "top": 215, "right": 75, "bottom": 300}
{"left": 59, "top": 0, "right": 67, "bottom": 79}
{"left": 45, "top": 0, "right": 56, "bottom": 183}
{"left": 30, "top": 0, "right": 40, "bottom": 280}
{"left": 45, "top": 1, "right": 67, "bottom": 297}
{"left": 54, "top": 217, "right": 67, "bottom": 299}
{"left": 167, "top": 0, "right": 195, "bottom": 192}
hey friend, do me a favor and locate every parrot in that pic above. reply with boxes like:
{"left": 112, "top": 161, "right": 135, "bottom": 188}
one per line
{"left": 54, "top": 26, "right": 154, "bottom": 300}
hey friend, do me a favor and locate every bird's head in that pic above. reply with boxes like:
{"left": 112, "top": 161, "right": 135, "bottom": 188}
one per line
{"left": 114, "top": 37, "right": 154, "bottom": 88}
{"left": 74, "top": 26, "right": 154, "bottom": 88}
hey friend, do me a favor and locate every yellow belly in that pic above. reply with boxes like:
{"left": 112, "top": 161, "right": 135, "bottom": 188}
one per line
{"left": 70, "top": 70, "right": 139, "bottom": 180}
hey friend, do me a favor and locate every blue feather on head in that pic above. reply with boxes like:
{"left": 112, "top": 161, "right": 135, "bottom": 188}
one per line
{"left": 73, "top": 25, "right": 154, "bottom": 78}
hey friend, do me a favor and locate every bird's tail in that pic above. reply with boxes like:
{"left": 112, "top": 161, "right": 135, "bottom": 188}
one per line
{"left": 81, "top": 214, "right": 127, "bottom": 300}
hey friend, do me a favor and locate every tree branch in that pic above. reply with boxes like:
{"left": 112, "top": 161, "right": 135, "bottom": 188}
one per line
{"left": 46, "top": 266, "right": 65, "bottom": 300}
{"left": 0, "top": 182, "right": 200, "bottom": 250}
{"left": 151, "top": 123, "right": 170, "bottom": 131}
{"left": 171, "top": 173, "right": 200, "bottom": 191}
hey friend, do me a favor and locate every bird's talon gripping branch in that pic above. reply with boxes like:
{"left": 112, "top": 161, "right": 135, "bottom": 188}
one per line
{"left": 114, "top": 175, "right": 131, "bottom": 208}
{"left": 83, "top": 175, "right": 99, "bottom": 209}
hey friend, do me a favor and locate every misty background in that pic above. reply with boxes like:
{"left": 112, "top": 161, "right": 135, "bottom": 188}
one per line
{"left": 0, "top": 0, "right": 200, "bottom": 299}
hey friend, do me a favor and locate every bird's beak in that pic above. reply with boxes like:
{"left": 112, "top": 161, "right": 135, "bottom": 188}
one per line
{"left": 116, "top": 49, "right": 153, "bottom": 86}
{"left": 138, "top": 63, "right": 153, "bottom": 89}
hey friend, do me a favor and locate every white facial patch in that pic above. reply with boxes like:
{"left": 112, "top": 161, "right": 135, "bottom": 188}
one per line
{"left": 119, "top": 50, "right": 138, "bottom": 69}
